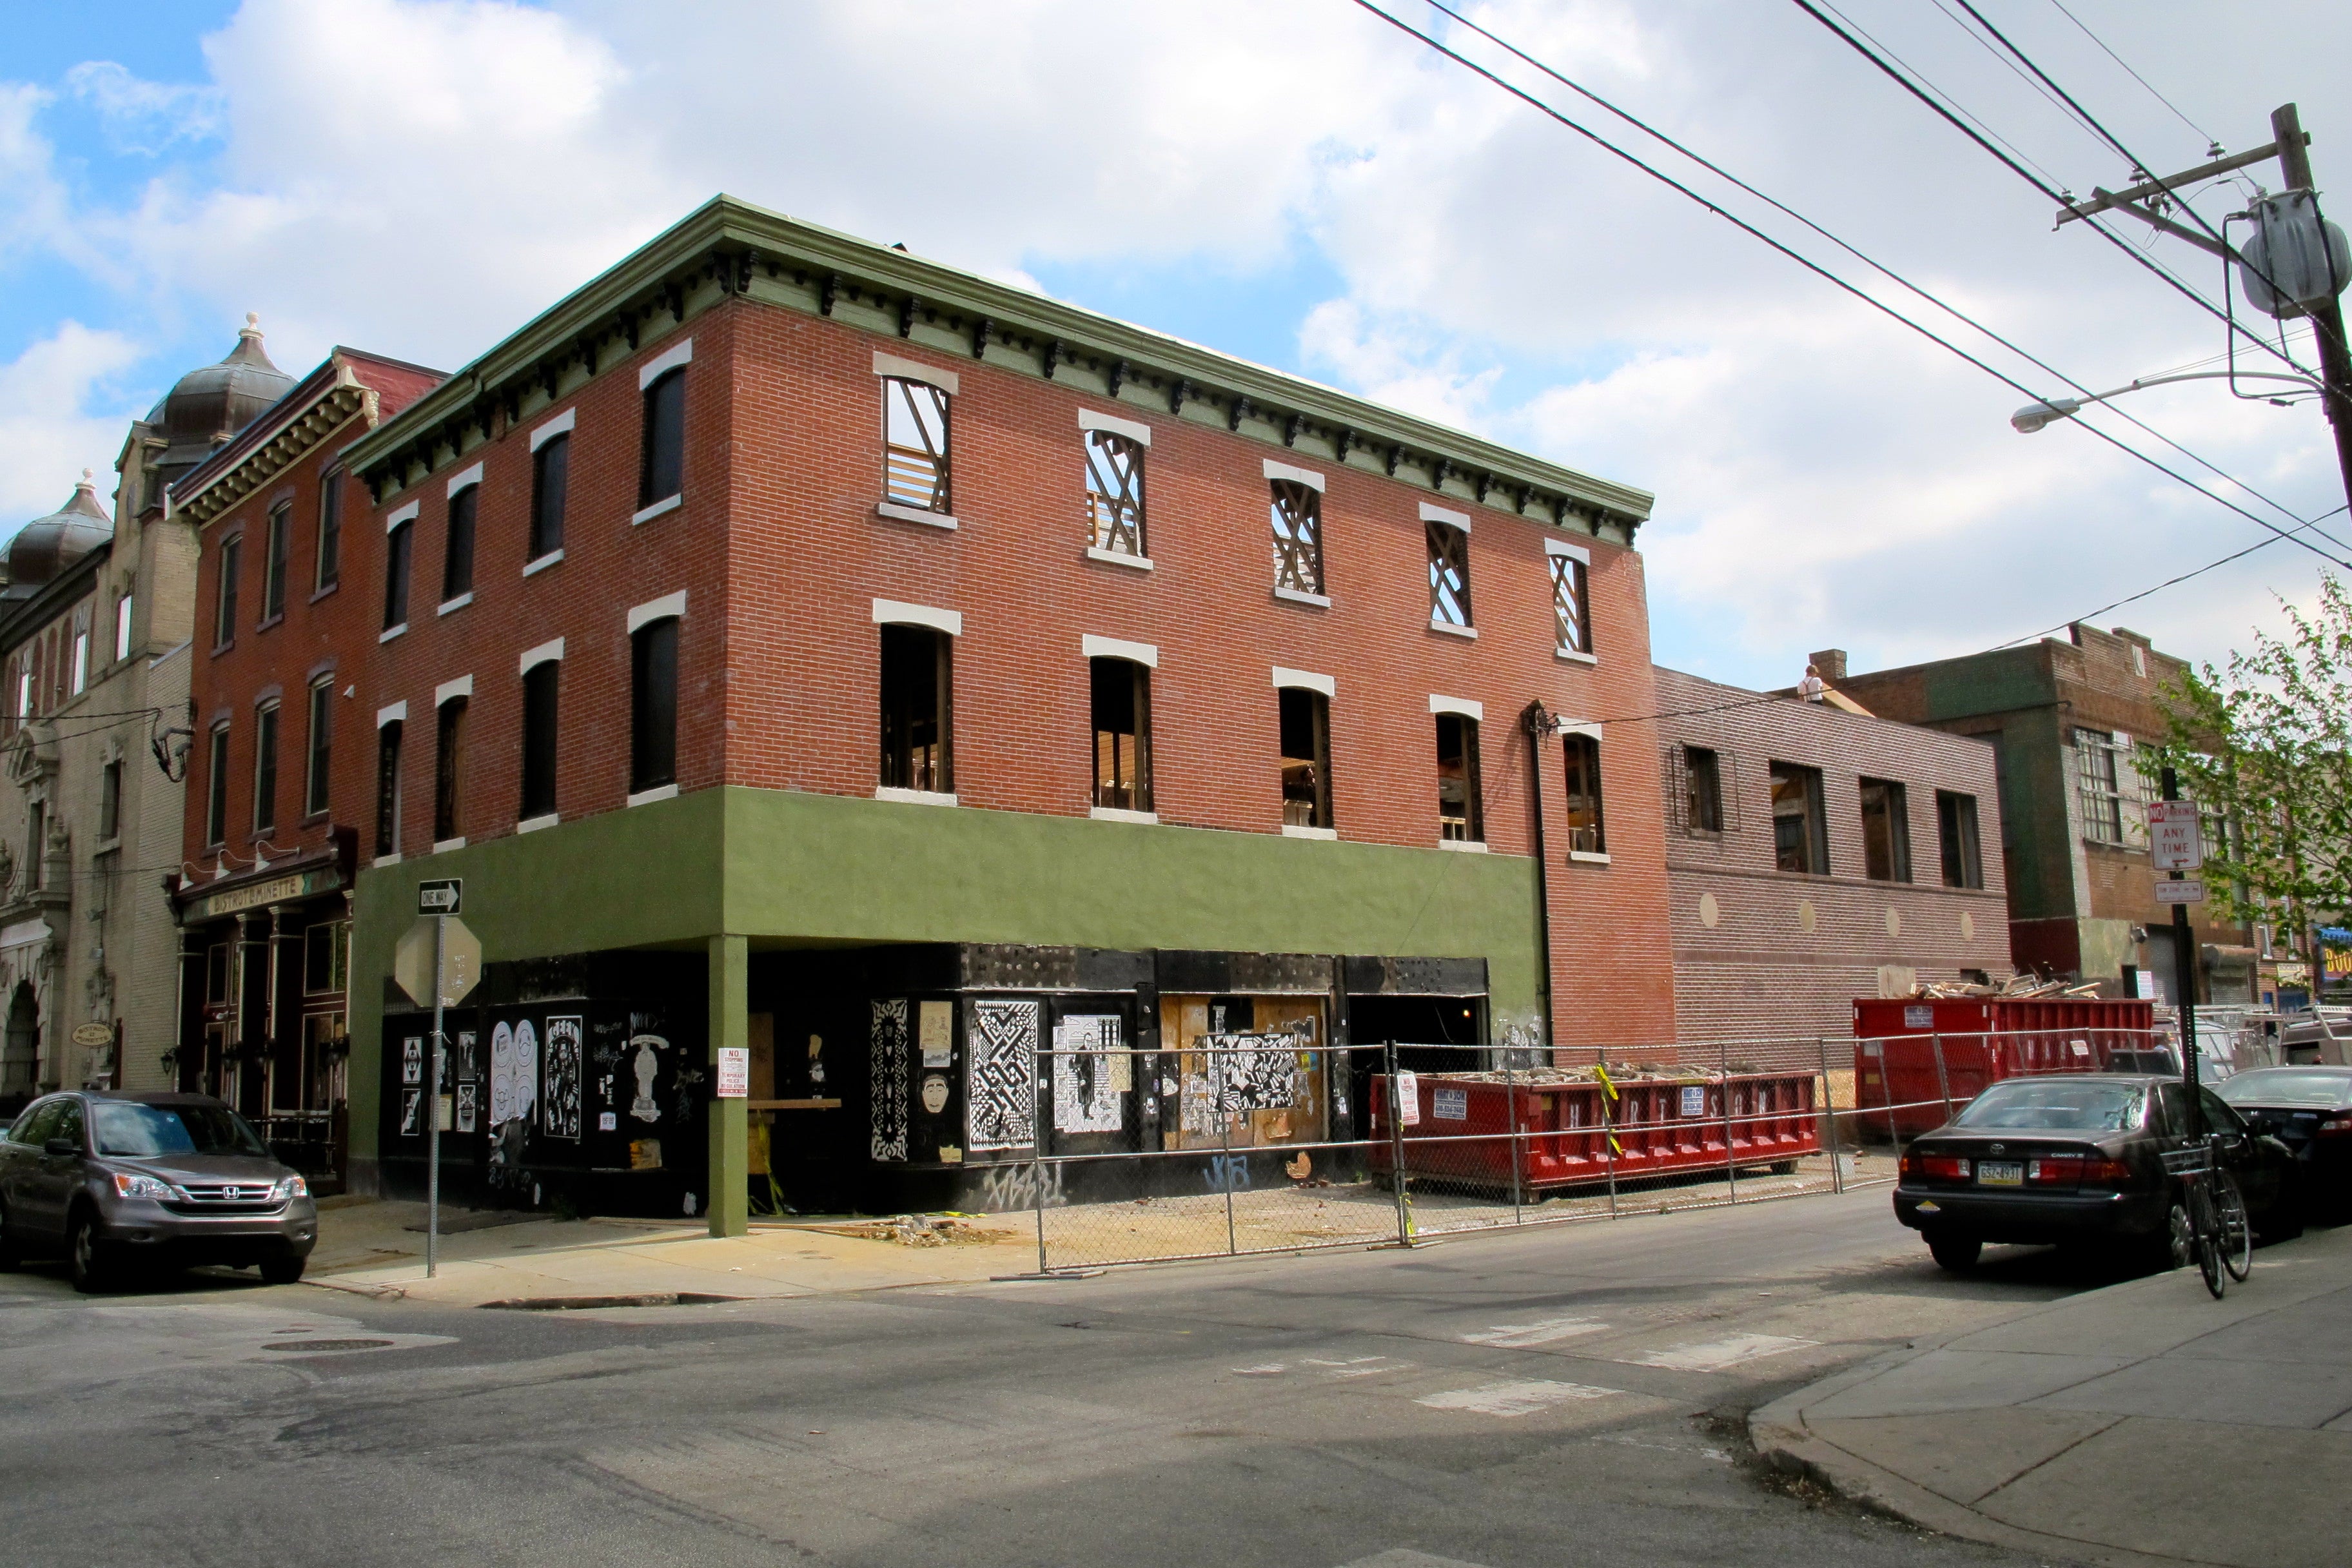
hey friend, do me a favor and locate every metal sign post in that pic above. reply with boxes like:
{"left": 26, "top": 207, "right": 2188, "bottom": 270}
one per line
{"left": 2155, "top": 778, "right": 2204, "bottom": 1133}
{"left": 393, "top": 879, "right": 473, "bottom": 1279}
{"left": 427, "top": 912, "right": 445, "bottom": 1278}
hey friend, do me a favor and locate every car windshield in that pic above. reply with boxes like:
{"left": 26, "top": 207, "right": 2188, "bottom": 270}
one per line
{"left": 1954, "top": 1080, "right": 2146, "bottom": 1132}
{"left": 92, "top": 1102, "right": 270, "bottom": 1158}
{"left": 2218, "top": 1070, "right": 2352, "bottom": 1110}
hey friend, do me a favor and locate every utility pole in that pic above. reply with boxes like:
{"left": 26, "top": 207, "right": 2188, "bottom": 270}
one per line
{"left": 2271, "top": 104, "right": 2352, "bottom": 524}
{"left": 2057, "top": 104, "right": 2352, "bottom": 516}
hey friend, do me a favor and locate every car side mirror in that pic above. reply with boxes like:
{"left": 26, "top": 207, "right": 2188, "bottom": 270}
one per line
{"left": 43, "top": 1137, "right": 77, "bottom": 1158}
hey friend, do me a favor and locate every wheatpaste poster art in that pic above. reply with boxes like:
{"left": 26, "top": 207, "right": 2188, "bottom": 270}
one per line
{"left": 629, "top": 1034, "right": 665, "bottom": 1123}
{"left": 1206, "top": 1033, "right": 1300, "bottom": 1112}
{"left": 966, "top": 997, "right": 1039, "bottom": 1152}
{"left": 488, "top": 1021, "right": 516, "bottom": 1126}
{"left": 870, "top": 999, "right": 910, "bottom": 1162}
{"left": 1052, "top": 1014, "right": 1126, "bottom": 1134}
{"left": 542, "top": 1016, "right": 583, "bottom": 1141}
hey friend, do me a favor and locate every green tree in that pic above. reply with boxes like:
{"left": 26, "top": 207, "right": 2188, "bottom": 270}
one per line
{"left": 2146, "top": 574, "right": 2352, "bottom": 949}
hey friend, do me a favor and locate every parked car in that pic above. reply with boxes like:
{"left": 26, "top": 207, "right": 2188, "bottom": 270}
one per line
{"left": 0, "top": 1091, "right": 318, "bottom": 1292}
{"left": 1894, "top": 1073, "right": 2296, "bottom": 1271}
{"left": 2215, "top": 1066, "right": 2352, "bottom": 1219}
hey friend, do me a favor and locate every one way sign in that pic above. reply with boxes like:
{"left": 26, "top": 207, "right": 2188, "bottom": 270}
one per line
{"left": 416, "top": 879, "right": 462, "bottom": 916}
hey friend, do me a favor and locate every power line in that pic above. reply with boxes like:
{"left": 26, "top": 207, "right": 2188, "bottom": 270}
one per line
{"left": 1411, "top": 0, "right": 2349, "bottom": 551}
{"left": 1925, "top": 0, "right": 2114, "bottom": 156}
{"left": 2044, "top": 0, "right": 2219, "bottom": 148}
{"left": 1349, "top": 0, "right": 2351, "bottom": 572}
{"left": 1790, "top": 0, "right": 2334, "bottom": 394}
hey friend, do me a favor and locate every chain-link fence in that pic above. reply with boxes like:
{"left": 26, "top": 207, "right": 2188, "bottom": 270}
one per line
{"left": 988, "top": 1026, "right": 2218, "bottom": 1271}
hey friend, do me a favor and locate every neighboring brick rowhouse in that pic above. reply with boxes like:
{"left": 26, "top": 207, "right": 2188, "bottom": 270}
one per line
{"left": 1654, "top": 666, "right": 2012, "bottom": 1055}
{"left": 349, "top": 288, "right": 1680, "bottom": 1054}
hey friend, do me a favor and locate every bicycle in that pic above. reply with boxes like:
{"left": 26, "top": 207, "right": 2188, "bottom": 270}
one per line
{"left": 2161, "top": 1138, "right": 2253, "bottom": 1298}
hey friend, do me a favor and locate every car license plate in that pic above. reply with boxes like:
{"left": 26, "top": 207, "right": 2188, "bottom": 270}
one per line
{"left": 1977, "top": 1161, "right": 2024, "bottom": 1188}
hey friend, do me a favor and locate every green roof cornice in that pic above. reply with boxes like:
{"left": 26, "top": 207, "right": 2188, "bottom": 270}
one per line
{"left": 344, "top": 195, "right": 1654, "bottom": 540}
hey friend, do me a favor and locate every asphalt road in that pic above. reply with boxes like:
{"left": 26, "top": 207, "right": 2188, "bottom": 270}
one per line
{"left": 0, "top": 1189, "right": 2123, "bottom": 1568}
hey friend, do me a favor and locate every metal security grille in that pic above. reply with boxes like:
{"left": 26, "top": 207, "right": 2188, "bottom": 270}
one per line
{"left": 1270, "top": 479, "right": 1324, "bottom": 594}
{"left": 1427, "top": 520, "right": 1471, "bottom": 625}
{"left": 1084, "top": 430, "right": 1145, "bottom": 556}
{"left": 1550, "top": 552, "right": 1590, "bottom": 654}
{"left": 884, "top": 377, "right": 950, "bottom": 512}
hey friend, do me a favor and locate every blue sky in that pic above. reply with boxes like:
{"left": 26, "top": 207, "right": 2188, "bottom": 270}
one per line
{"left": 4, "top": 0, "right": 2346, "bottom": 691}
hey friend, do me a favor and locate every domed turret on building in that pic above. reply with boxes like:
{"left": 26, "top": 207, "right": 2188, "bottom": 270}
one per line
{"left": 1, "top": 470, "right": 113, "bottom": 602}
{"left": 143, "top": 313, "right": 297, "bottom": 496}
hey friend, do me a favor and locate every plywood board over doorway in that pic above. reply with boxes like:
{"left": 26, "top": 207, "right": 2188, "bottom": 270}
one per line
{"left": 1159, "top": 994, "right": 1328, "bottom": 1151}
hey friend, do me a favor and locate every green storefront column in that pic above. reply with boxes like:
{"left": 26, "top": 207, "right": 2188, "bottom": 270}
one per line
{"left": 708, "top": 932, "right": 750, "bottom": 1238}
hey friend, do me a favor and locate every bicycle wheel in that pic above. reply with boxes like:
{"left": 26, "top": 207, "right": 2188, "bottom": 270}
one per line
{"left": 2189, "top": 1181, "right": 2227, "bottom": 1300}
{"left": 2216, "top": 1171, "right": 2254, "bottom": 1283}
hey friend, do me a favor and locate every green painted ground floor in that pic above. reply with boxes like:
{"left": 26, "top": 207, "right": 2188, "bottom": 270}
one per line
{"left": 349, "top": 787, "right": 1544, "bottom": 1233}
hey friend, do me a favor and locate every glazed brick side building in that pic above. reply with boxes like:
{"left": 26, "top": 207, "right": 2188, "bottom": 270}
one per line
{"left": 197, "top": 197, "right": 1680, "bottom": 1224}
{"left": 1654, "top": 666, "right": 2013, "bottom": 1053}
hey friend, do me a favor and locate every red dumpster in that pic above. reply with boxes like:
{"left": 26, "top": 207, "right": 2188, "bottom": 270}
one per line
{"left": 1852, "top": 997, "right": 2159, "bottom": 1137}
{"left": 1369, "top": 1070, "right": 1821, "bottom": 1193}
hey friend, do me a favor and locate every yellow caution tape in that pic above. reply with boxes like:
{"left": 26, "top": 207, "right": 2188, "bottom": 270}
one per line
{"left": 1594, "top": 1063, "right": 1620, "bottom": 1101}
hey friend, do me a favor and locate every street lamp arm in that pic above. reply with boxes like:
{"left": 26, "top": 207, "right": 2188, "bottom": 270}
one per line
{"left": 2014, "top": 370, "right": 2326, "bottom": 432}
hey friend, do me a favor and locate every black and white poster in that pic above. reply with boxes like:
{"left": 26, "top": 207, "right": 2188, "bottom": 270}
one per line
{"left": 455, "top": 1081, "right": 479, "bottom": 1133}
{"left": 543, "top": 1016, "right": 583, "bottom": 1141}
{"left": 402, "top": 1036, "right": 422, "bottom": 1086}
{"left": 1206, "top": 1033, "right": 1300, "bottom": 1112}
{"left": 1052, "top": 1014, "right": 1126, "bottom": 1134}
{"left": 966, "top": 998, "right": 1039, "bottom": 1152}
{"left": 870, "top": 999, "right": 910, "bottom": 1162}
{"left": 400, "top": 1088, "right": 422, "bottom": 1137}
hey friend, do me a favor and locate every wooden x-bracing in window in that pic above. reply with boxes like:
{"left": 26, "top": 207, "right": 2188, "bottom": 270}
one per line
{"left": 1269, "top": 479, "right": 1323, "bottom": 595}
{"left": 1550, "top": 553, "right": 1591, "bottom": 655}
{"left": 1084, "top": 431, "right": 1145, "bottom": 556}
{"left": 1427, "top": 521, "right": 1471, "bottom": 626}
{"left": 884, "top": 377, "right": 951, "bottom": 512}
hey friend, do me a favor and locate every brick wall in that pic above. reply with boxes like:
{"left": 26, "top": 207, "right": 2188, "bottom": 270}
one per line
{"left": 1654, "top": 666, "right": 2012, "bottom": 1054}
{"left": 350, "top": 295, "right": 1680, "bottom": 1052}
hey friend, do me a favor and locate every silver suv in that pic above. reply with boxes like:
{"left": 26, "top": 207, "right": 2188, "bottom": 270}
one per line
{"left": 0, "top": 1092, "right": 318, "bottom": 1292}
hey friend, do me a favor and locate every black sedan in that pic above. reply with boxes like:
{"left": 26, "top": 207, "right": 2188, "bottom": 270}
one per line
{"left": 2216, "top": 1066, "right": 2352, "bottom": 1219}
{"left": 1894, "top": 1073, "right": 2295, "bottom": 1271}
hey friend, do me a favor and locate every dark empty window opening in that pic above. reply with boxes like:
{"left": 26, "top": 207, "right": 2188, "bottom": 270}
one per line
{"left": 252, "top": 701, "right": 280, "bottom": 834}
{"left": 262, "top": 502, "right": 290, "bottom": 622}
{"left": 305, "top": 677, "right": 332, "bottom": 817}
{"left": 316, "top": 469, "right": 342, "bottom": 590}
{"left": 1684, "top": 745, "right": 1724, "bottom": 834}
{"left": 215, "top": 536, "right": 240, "bottom": 647}
{"left": 206, "top": 725, "right": 230, "bottom": 847}
{"left": 1859, "top": 778, "right": 1912, "bottom": 882}
{"left": 1278, "top": 686, "right": 1332, "bottom": 829}
{"left": 1770, "top": 761, "right": 1828, "bottom": 875}
{"left": 24, "top": 801, "right": 43, "bottom": 890}
{"left": 1271, "top": 480, "right": 1324, "bottom": 596}
{"left": 1427, "top": 521, "right": 1472, "bottom": 627}
{"left": 1084, "top": 429, "right": 1144, "bottom": 556}
{"left": 98, "top": 759, "right": 121, "bottom": 841}
{"left": 879, "top": 624, "right": 952, "bottom": 794}
{"left": 630, "top": 618, "right": 678, "bottom": 794}
{"left": 383, "top": 519, "right": 413, "bottom": 630}
{"left": 521, "top": 662, "right": 560, "bottom": 819}
{"left": 639, "top": 367, "right": 686, "bottom": 509}
{"left": 1561, "top": 732, "right": 1605, "bottom": 854}
{"left": 530, "top": 433, "right": 569, "bottom": 560}
{"left": 375, "top": 721, "right": 402, "bottom": 858}
{"left": 1090, "top": 657, "right": 1152, "bottom": 812}
{"left": 1550, "top": 552, "right": 1591, "bottom": 656}
{"left": 1938, "top": 790, "right": 1984, "bottom": 889}
{"left": 434, "top": 698, "right": 466, "bottom": 844}
{"left": 442, "top": 484, "right": 477, "bottom": 602}
{"left": 1436, "top": 712, "right": 1482, "bottom": 841}
{"left": 883, "top": 377, "right": 950, "bottom": 513}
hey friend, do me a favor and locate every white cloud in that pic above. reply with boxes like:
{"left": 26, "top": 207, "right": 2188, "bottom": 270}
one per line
{"left": 0, "top": 323, "right": 145, "bottom": 529}
{"left": 8, "top": 0, "right": 2349, "bottom": 683}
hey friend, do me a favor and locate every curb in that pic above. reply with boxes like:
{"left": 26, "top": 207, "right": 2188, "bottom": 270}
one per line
{"left": 1748, "top": 1362, "right": 2215, "bottom": 1568}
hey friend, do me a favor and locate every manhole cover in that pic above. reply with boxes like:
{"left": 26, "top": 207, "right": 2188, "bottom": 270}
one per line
{"left": 264, "top": 1338, "right": 395, "bottom": 1352}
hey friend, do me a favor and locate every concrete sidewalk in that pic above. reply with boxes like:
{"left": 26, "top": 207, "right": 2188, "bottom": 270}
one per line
{"left": 1751, "top": 1222, "right": 2352, "bottom": 1568}
{"left": 300, "top": 1198, "right": 1042, "bottom": 1306}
